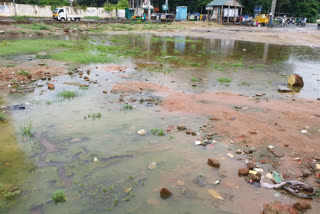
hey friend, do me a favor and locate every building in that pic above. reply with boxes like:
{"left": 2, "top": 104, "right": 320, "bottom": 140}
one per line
{"left": 206, "top": 0, "right": 244, "bottom": 24}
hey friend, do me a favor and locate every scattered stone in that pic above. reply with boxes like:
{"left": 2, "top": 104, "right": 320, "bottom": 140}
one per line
{"left": 137, "top": 129, "right": 146, "bottom": 136}
{"left": 177, "top": 124, "right": 187, "bottom": 131}
{"left": 302, "top": 168, "right": 311, "bottom": 177}
{"left": 207, "top": 158, "right": 220, "bottom": 168}
{"left": 47, "top": 83, "right": 55, "bottom": 90}
{"left": 186, "top": 129, "right": 192, "bottom": 135}
{"left": 93, "top": 157, "right": 99, "bottom": 163}
{"left": 124, "top": 188, "right": 132, "bottom": 193}
{"left": 256, "top": 93, "right": 266, "bottom": 96}
{"left": 269, "top": 148, "right": 284, "bottom": 157}
{"left": 249, "top": 130, "right": 258, "bottom": 134}
{"left": 84, "top": 76, "right": 90, "bottom": 81}
{"left": 160, "top": 188, "right": 172, "bottom": 199}
{"left": 209, "top": 116, "right": 220, "bottom": 120}
{"left": 148, "top": 162, "right": 157, "bottom": 170}
{"left": 247, "top": 162, "right": 256, "bottom": 170}
{"left": 177, "top": 180, "right": 184, "bottom": 186}
{"left": 301, "top": 129, "right": 308, "bottom": 134}
{"left": 191, "top": 131, "right": 197, "bottom": 136}
{"left": 278, "top": 86, "right": 293, "bottom": 92}
{"left": 249, "top": 174, "right": 261, "bottom": 182}
{"left": 102, "top": 90, "right": 107, "bottom": 94}
{"left": 293, "top": 202, "right": 311, "bottom": 211}
{"left": 192, "top": 175, "right": 208, "bottom": 187}
{"left": 235, "top": 149, "right": 242, "bottom": 154}
{"left": 238, "top": 168, "right": 249, "bottom": 176}
{"left": 288, "top": 74, "right": 304, "bottom": 87}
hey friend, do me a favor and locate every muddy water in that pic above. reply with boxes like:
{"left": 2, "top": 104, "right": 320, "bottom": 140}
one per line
{"left": 1, "top": 34, "right": 320, "bottom": 213}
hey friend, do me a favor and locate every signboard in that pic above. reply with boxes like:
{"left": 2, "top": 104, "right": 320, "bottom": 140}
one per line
{"left": 206, "top": 6, "right": 213, "bottom": 11}
{"left": 223, "top": 8, "right": 239, "bottom": 17}
{"left": 254, "top": 5, "right": 262, "bottom": 14}
{"left": 162, "top": 4, "right": 168, "bottom": 11}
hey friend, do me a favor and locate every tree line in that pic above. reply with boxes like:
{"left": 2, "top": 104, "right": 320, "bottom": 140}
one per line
{"left": 12, "top": 0, "right": 320, "bottom": 22}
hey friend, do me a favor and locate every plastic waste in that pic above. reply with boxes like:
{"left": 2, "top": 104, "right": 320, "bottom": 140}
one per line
{"left": 137, "top": 129, "right": 146, "bottom": 136}
{"left": 272, "top": 171, "right": 283, "bottom": 183}
{"left": 208, "top": 189, "right": 223, "bottom": 200}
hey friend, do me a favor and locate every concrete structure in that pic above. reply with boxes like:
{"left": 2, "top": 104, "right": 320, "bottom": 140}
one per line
{"left": 206, "top": 0, "right": 243, "bottom": 23}
{"left": 0, "top": 3, "right": 117, "bottom": 18}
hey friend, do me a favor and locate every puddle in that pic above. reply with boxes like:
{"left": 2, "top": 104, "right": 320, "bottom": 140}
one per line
{"left": 0, "top": 34, "right": 319, "bottom": 213}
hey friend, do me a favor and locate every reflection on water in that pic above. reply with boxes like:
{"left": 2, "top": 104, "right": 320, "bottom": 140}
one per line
{"left": 1, "top": 33, "right": 320, "bottom": 213}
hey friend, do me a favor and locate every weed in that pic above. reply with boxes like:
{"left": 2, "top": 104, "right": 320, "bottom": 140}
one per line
{"left": 128, "top": 176, "right": 134, "bottom": 180}
{"left": 17, "top": 22, "right": 51, "bottom": 31}
{"left": 189, "top": 62, "right": 201, "bottom": 67}
{"left": 3, "top": 190, "right": 21, "bottom": 199}
{"left": 217, "top": 78, "right": 231, "bottom": 83}
{"left": 191, "top": 77, "right": 199, "bottom": 82}
{"left": 249, "top": 65, "right": 254, "bottom": 69}
{"left": 20, "top": 119, "right": 32, "bottom": 137}
{"left": 79, "top": 86, "right": 88, "bottom": 90}
{"left": 17, "top": 70, "right": 30, "bottom": 76}
{"left": 139, "top": 98, "right": 144, "bottom": 104}
{"left": 255, "top": 64, "right": 264, "bottom": 68}
{"left": 0, "top": 113, "right": 7, "bottom": 122}
{"left": 84, "top": 113, "right": 102, "bottom": 120}
{"left": 84, "top": 16, "right": 102, "bottom": 19}
{"left": 241, "top": 81, "right": 250, "bottom": 86}
{"left": 4, "top": 64, "right": 16, "bottom": 67}
{"left": 123, "top": 104, "right": 134, "bottom": 110}
{"left": 231, "top": 62, "right": 244, "bottom": 67}
{"left": 169, "top": 136, "right": 174, "bottom": 140}
{"left": 46, "top": 101, "right": 52, "bottom": 105}
{"left": 151, "top": 128, "right": 166, "bottom": 136}
{"left": 52, "top": 189, "right": 66, "bottom": 204}
{"left": 58, "top": 91, "right": 78, "bottom": 99}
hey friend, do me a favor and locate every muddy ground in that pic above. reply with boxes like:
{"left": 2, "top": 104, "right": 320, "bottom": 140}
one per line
{"left": 0, "top": 21, "right": 320, "bottom": 213}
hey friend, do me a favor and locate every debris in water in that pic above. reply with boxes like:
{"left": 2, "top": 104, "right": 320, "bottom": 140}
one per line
{"left": 93, "top": 157, "right": 99, "bottom": 163}
{"left": 301, "top": 129, "right": 308, "bottom": 134}
{"left": 137, "top": 129, "right": 147, "bottom": 136}
{"left": 208, "top": 189, "right": 223, "bottom": 200}
{"left": 148, "top": 162, "right": 157, "bottom": 170}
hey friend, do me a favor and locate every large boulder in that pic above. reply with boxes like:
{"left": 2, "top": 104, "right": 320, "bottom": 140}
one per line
{"left": 288, "top": 74, "right": 304, "bottom": 87}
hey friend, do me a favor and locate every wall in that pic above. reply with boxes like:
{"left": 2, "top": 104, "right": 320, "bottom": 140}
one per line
{"left": 0, "top": 3, "right": 117, "bottom": 18}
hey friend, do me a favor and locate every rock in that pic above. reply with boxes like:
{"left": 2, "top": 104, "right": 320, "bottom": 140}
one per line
{"left": 238, "top": 168, "right": 249, "bottom": 176}
{"left": 249, "top": 173, "right": 261, "bottom": 182}
{"left": 288, "top": 74, "right": 304, "bottom": 87}
{"left": 148, "top": 162, "right": 157, "bottom": 170}
{"left": 301, "top": 168, "right": 311, "bottom": 177}
{"left": 209, "top": 116, "right": 220, "bottom": 120}
{"left": 160, "top": 188, "right": 172, "bottom": 199}
{"left": 247, "top": 162, "right": 256, "bottom": 170}
{"left": 207, "top": 158, "right": 220, "bottom": 168}
{"left": 191, "top": 132, "right": 197, "bottom": 136}
{"left": 177, "top": 124, "right": 187, "bottom": 131}
{"left": 278, "top": 86, "right": 293, "bottom": 92}
{"left": 263, "top": 201, "right": 298, "bottom": 214}
{"left": 47, "top": 83, "right": 55, "bottom": 90}
{"left": 186, "top": 129, "right": 192, "bottom": 135}
{"left": 192, "top": 175, "right": 208, "bottom": 187}
{"left": 0, "top": 31, "right": 4, "bottom": 34}
{"left": 177, "top": 180, "right": 184, "bottom": 186}
{"left": 293, "top": 202, "right": 311, "bottom": 211}
{"left": 270, "top": 148, "right": 284, "bottom": 157}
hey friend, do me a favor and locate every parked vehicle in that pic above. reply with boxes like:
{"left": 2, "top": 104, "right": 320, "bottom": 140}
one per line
{"left": 296, "top": 17, "right": 306, "bottom": 27}
{"left": 53, "top": 8, "right": 81, "bottom": 21}
{"left": 287, "top": 17, "right": 295, "bottom": 24}
{"left": 317, "top": 23, "right": 320, "bottom": 30}
{"left": 252, "top": 14, "right": 270, "bottom": 26}
{"left": 160, "top": 14, "right": 175, "bottom": 22}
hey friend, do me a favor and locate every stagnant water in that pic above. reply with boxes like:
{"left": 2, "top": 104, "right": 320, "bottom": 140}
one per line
{"left": 1, "top": 34, "right": 320, "bottom": 214}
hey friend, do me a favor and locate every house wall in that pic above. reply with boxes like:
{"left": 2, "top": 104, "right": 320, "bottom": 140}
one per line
{"left": 0, "top": 2, "right": 117, "bottom": 18}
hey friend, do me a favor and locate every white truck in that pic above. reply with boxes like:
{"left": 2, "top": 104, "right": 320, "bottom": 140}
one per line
{"left": 52, "top": 8, "right": 81, "bottom": 21}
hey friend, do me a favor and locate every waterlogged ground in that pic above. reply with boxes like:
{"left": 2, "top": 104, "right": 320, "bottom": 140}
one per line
{"left": 0, "top": 33, "right": 320, "bottom": 214}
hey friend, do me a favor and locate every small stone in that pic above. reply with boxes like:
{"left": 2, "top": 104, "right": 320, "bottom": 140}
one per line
{"left": 238, "top": 168, "right": 249, "bottom": 176}
{"left": 302, "top": 168, "right": 311, "bottom": 177}
{"left": 47, "top": 83, "right": 55, "bottom": 90}
{"left": 102, "top": 90, "right": 107, "bottom": 94}
{"left": 186, "top": 129, "right": 192, "bottom": 135}
{"left": 246, "top": 162, "right": 256, "bottom": 170}
{"left": 293, "top": 202, "right": 311, "bottom": 211}
{"left": 249, "top": 130, "right": 258, "bottom": 134}
{"left": 209, "top": 116, "right": 220, "bottom": 120}
{"left": 191, "top": 132, "right": 197, "bottom": 136}
{"left": 207, "top": 158, "right": 220, "bottom": 168}
{"left": 249, "top": 174, "right": 261, "bottom": 182}
{"left": 177, "top": 124, "right": 187, "bottom": 131}
{"left": 137, "top": 129, "right": 146, "bottom": 136}
{"left": 177, "top": 180, "right": 184, "bottom": 186}
{"left": 256, "top": 93, "right": 265, "bottom": 96}
{"left": 235, "top": 149, "right": 242, "bottom": 154}
{"left": 160, "top": 188, "right": 172, "bottom": 199}
{"left": 148, "top": 162, "right": 157, "bottom": 170}
{"left": 278, "top": 86, "right": 293, "bottom": 92}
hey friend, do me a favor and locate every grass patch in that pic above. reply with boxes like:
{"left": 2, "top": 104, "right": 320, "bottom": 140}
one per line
{"left": 17, "top": 70, "right": 30, "bottom": 76}
{"left": 191, "top": 77, "right": 200, "bottom": 82}
{"left": 20, "top": 119, "right": 32, "bottom": 137}
{"left": 84, "top": 112, "right": 102, "bottom": 120}
{"left": 123, "top": 104, "right": 134, "bottom": 110}
{"left": 84, "top": 16, "right": 102, "bottom": 19}
{"left": 217, "top": 78, "right": 231, "bottom": 83}
{"left": 189, "top": 62, "right": 201, "bottom": 67}
{"left": 58, "top": 91, "right": 78, "bottom": 99}
{"left": 16, "top": 22, "right": 51, "bottom": 31}
{"left": 52, "top": 189, "right": 66, "bottom": 204}
{"left": 241, "top": 81, "right": 251, "bottom": 86}
{"left": 151, "top": 128, "right": 165, "bottom": 136}
{"left": 79, "top": 86, "right": 89, "bottom": 90}
{"left": 0, "top": 112, "right": 7, "bottom": 122}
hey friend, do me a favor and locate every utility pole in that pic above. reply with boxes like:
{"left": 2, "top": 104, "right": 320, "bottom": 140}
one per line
{"left": 269, "top": 0, "right": 277, "bottom": 26}
{"left": 148, "top": 0, "right": 151, "bottom": 20}
{"left": 165, "top": 0, "right": 169, "bottom": 13}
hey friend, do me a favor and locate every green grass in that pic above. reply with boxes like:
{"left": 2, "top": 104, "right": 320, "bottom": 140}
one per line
{"left": 84, "top": 113, "right": 102, "bottom": 120}
{"left": 84, "top": 16, "right": 102, "bottom": 19}
{"left": 0, "top": 113, "right": 7, "bottom": 122}
{"left": 191, "top": 77, "right": 199, "bottom": 82}
{"left": 151, "top": 128, "right": 166, "bottom": 136}
{"left": 52, "top": 190, "right": 66, "bottom": 204}
{"left": 123, "top": 104, "right": 134, "bottom": 110}
{"left": 189, "top": 62, "right": 201, "bottom": 67}
{"left": 79, "top": 86, "right": 88, "bottom": 90}
{"left": 17, "top": 70, "right": 30, "bottom": 76}
{"left": 16, "top": 22, "right": 51, "bottom": 31}
{"left": 20, "top": 119, "right": 32, "bottom": 137}
{"left": 58, "top": 91, "right": 78, "bottom": 99}
{"left": 241, "top": 81, "right": 251, "bottom": 86}
{"left": 217, "top": 78, "right": 231, "bottom": 83}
